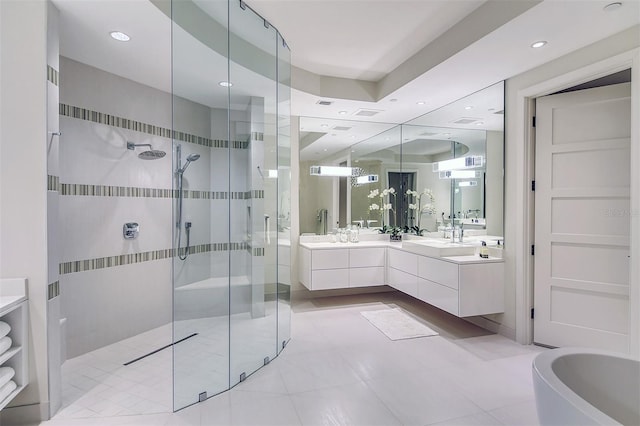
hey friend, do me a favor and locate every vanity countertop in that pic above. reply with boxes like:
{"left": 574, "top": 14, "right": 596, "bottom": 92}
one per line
{"left": 299, "top": 240, "right": 399, "bottom": 249}
{"left": 299, "top": 238, "right": 503, "bottom": 263}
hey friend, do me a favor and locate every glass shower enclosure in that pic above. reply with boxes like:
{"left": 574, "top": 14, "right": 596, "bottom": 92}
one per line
{"left": 170, "top": 0, "right": 290, "bottom": 410}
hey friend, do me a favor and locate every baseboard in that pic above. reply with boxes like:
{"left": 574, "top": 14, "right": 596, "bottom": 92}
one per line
{"left": 0, "top": 402, "right": 49, "bottom": 425}
{"left": 292, "top": 285, "right": 395, "bottom": 301}
{"left": 464, "top": 316, "right": 517, "bottom": 341}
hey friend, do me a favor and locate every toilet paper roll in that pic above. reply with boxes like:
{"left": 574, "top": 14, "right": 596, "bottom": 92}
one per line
{"left": 0, "top": 367, "right": 15, "bottom": 389}
{"left": 0, "top": 321, "right": 9, "bottom": 339}
{"left": 0, "top": 380, "right": 17, "bottom": 403}
{"left": 0, "top": 336, "right": 12, "bottom": 356}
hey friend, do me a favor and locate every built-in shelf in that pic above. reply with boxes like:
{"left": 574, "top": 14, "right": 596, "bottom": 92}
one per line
{"left": 0, "top": 278, "right": 29, "bottom": 411}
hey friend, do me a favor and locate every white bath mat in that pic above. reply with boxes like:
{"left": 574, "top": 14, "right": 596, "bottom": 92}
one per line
{"left": 361, "top": 308, "right": 439, "bottom": 341}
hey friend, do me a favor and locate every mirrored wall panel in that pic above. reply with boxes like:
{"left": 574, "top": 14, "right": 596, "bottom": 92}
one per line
{"left": 300, "top": 81, "right": 504, "bottom": 240}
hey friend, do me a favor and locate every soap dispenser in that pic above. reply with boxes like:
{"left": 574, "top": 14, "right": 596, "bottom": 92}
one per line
{"left": 479, "top": 241, "right": 489, "bottom": 259}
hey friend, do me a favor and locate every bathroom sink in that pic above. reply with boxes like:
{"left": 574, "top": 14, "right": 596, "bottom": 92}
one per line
{"left": 402, "top": 239, "right": 477, "bottom": 257}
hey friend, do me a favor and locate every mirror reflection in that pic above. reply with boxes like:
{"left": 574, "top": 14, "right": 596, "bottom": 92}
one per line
{"left": 300, "top": 81, "right": 504, "bottom": 239}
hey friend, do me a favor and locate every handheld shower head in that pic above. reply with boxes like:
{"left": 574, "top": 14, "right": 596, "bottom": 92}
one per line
{"left": 179, "top": 153, "right": 200, "bottom": 174}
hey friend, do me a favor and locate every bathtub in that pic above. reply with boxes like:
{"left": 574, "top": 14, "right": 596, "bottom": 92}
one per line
{"left": 532, "top": 347, "right": 640, "bottom": 426}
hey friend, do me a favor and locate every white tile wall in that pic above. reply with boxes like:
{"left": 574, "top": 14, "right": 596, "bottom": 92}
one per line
{"left": 61, "top": 259, "right": 172, "bottom": 358}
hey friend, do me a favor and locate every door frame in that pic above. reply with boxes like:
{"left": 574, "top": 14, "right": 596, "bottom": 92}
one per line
{"left": 514, "top": 48, "right": 640, "bottom": 356}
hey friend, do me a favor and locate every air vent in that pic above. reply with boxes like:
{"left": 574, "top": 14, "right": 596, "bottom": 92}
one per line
{"left": 332, "top": 126, "right": 352, "bottom": 131}
{"left": 316, "top": 100, "right": 333, "bottom": 106}
{"left": 353, "top": 108, "right": 382, "bottom": 117}
{"left": 452, "top": 117, "right": 482, "bottom": 125}
{"left": 493, "top": 109, "right": 504, "bottom": 115}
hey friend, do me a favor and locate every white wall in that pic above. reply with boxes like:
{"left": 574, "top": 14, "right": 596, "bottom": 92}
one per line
{"left": 0, "top": 0, "right": 50, "bottom": 421}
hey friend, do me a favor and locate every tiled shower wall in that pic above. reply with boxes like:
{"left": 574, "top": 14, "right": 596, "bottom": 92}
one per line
{"left": 58, "top": 57, "right": 251, "bottom": 358}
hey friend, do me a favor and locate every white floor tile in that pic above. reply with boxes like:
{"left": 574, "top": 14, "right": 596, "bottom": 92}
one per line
{"left": 290, "top": 381, "right": 402, "bottom": 426}
{"left": 47, "top": 293, "right": 541, "bottom": 426}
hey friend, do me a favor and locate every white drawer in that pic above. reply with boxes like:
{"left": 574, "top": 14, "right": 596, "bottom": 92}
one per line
{"left": 312, "top": 249, "right": 349, "bottom": 270}
{"left": 311, "top": 269, "right": 349, "bottom": 290}
{"left": 349, "top": 247, "right": 385, "bottom": 268}
{"left": 418, "top": 256, "right": 459, "bottom": 290}
{"left": 458, "top": 263, "right": 505, "bottom": 317}
{"left": 418, "top": 278, "right": 459, "bottom": 316}
{"left": 387, "top": 249, "right": 417, "bottom": 275}
{"left": 388, "top": 267, "right": 418, "bottom": 297}
{"left": 349, "top": 267, "right": 385, "bottom": 287}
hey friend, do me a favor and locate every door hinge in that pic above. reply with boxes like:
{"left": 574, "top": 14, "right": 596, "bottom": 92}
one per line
{"left": 531, "top": 308, "right": 535, "bottom": 319}
{"left": 532, "top": 116, "right": 536, "bottom": 127}
{"left": 531, "top": 180, "right": 536, "bottom": 191}
{"left": 531, "top": 245, "right": 535, "bottom": 256}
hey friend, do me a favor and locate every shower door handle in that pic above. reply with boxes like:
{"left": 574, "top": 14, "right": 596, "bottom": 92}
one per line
{"left": 264, "top": 214, "right": 270, "bottom": 245}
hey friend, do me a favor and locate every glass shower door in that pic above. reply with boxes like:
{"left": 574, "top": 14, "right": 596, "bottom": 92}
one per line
{"left": 228, "top": 1, "right": 279, "bottom": 386}
{"left": 171, "top": 0, "right": 231, "bottom": 410}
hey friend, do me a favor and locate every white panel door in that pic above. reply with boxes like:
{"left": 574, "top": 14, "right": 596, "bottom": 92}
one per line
{"left": 534, "top": 83, "right": 631, "bottom": 352}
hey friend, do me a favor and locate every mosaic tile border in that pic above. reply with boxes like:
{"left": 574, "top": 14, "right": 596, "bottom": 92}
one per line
{"left": 59, "top": 103, "right": 248, "bottom": 149}
{"left": 251, "top": 132, "right": 264, "bottom": 141}
{"left": 48, "top": 175, "right": 60, "bottom": 191}
{"left": 47, "top": 65, "right": 59, "bottom": 86}
{"left": 58, "top": 182, "right": 261, "bottom": 200}
{"left": 59, "top": 242, "right": 248, "bottom": 275}
{"left": 48, "top": 281, "right": 60, "bottom": 300}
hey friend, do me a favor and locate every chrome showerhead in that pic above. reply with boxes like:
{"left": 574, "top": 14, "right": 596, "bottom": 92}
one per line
{"left": 127, "top": 141, "right": 166, "bottom": 160}
{"left": 180, "top": 153, "right": 200, "bottom": 173}
{"left": 138, "top": 150, "right": 167, "bottom": 160}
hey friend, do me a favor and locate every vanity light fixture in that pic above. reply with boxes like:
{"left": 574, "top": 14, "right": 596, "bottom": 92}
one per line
{"left": 531, "top": 40, "right": 547, "bottom": 48}
{"left": 356, "top": 175, "right": 379, "bottom": 184}
{"left": 416, "top": 101, "right": 426, "bottom": 105}
{"left": 268, "top": 169, "right": 278, "bottom": 178}
{"left": 310, "top": 165, "right": 354, "bottom": 177}
{"left": 458, "top": 180, "right": 478, "bottom": 187}
{"left": 439, "top": 170, "right": 480, "bottom": 179}
{"left": 218, "top": 81, "right": 233, "bottom": 87}
{"left": 464, "top": 106, "right": 473, "bottom": 110}
{"left": 433, "top": 155, "right": 484, "bottom": 172}
{"left": 110, "top": 31, "right": 130, "bottom": 42}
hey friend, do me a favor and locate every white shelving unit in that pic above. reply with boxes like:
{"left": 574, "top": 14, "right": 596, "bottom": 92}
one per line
{"left": 0, "top": 278, "right": 29, "bottom": 411}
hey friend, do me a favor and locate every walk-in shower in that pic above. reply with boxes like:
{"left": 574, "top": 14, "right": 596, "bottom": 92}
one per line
{"left": 175, "top": 144, "right": 200, "bottom": 260}
{"left": 49, "top": 0, "right": 291, "bottom": 419}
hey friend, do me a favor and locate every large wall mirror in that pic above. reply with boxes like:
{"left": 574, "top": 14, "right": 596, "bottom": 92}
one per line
{"left": 299, "top": 81, "right": 504, "bottom": 239}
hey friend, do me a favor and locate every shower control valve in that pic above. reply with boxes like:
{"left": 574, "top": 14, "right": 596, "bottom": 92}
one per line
{"left": 123, "top": 222, "right": 139, "bottom": 239}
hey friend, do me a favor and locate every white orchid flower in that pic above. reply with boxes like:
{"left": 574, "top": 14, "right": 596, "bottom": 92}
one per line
{"left": 383, "top": 203, "right": 392, "bottom": 210}
{"left": 388, "top": 187, "right": 396, "bottom": 194}
{"left": 382, "top": 189, "right": 389, "bottom": 196}
{"left": 369, "top": 203, "right": 380, "bottom": 210}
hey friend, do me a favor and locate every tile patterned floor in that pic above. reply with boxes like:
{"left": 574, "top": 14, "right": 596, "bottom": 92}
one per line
{"left": 42, "top": 292, "right": 545, "bottom": 425}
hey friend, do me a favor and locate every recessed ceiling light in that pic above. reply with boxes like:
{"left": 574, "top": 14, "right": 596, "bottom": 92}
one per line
{"left": 218, "top": 81, "right": 233, "bottom": 87}
{"left": 531, "top": 41, "right": 547, "bottom": 49}
{"left": 350, "top": 135, "right": 356, "bottom": 139}
{"left": 475, "top": 121, "right": 485, "bottom": 126}
{"left": 416, "top": 101, "right": 426, "bottom": 105}
{"left": 110, "top": 31, "right": 130, "bottom": 42}
{"left": 604, "top": 2, "right": 622, "bottom": 11}
{"left": 389, "top": 98, "right": 398, "bottom": 102}
{"left": 320, "top": 124, "right": 328, "bottom": 128}
{"left": 338, "top": 111, "right": 348, "bottom": 115}
{"left": 464, "top": 106, "right": 473, "bottom": 110}
{"left": 323, "top": 149, "right": 328, "bottom": 151}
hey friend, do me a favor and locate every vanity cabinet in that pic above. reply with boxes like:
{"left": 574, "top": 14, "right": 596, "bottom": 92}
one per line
{"left": 388, "top": 248, "right": 504, "bottom": 317}
{"left": 0, "top": 278, "right": 29, "bottom": 411}
{"left": 299, "top": 245, "right": 386, "bottom": 290}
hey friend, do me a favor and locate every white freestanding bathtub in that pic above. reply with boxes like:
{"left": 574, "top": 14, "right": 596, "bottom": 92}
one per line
{"left": 532, "top": 347, "right": 640, "bottom": 426}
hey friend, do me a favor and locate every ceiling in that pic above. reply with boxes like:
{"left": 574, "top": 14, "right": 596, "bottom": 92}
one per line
{"left": 52, "top": 0, "right": 639, "bottom": 158}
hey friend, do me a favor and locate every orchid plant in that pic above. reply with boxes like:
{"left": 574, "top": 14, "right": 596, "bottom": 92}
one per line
{"left": 407, "top": 188, "right": 436, "bottom": 235}
{"left": 368, "top": 187, "right": 398, "bottom": 233}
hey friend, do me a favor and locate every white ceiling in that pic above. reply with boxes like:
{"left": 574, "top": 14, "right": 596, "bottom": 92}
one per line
{"left": 52, "top": 0, "right": 639, "bottom": 159}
